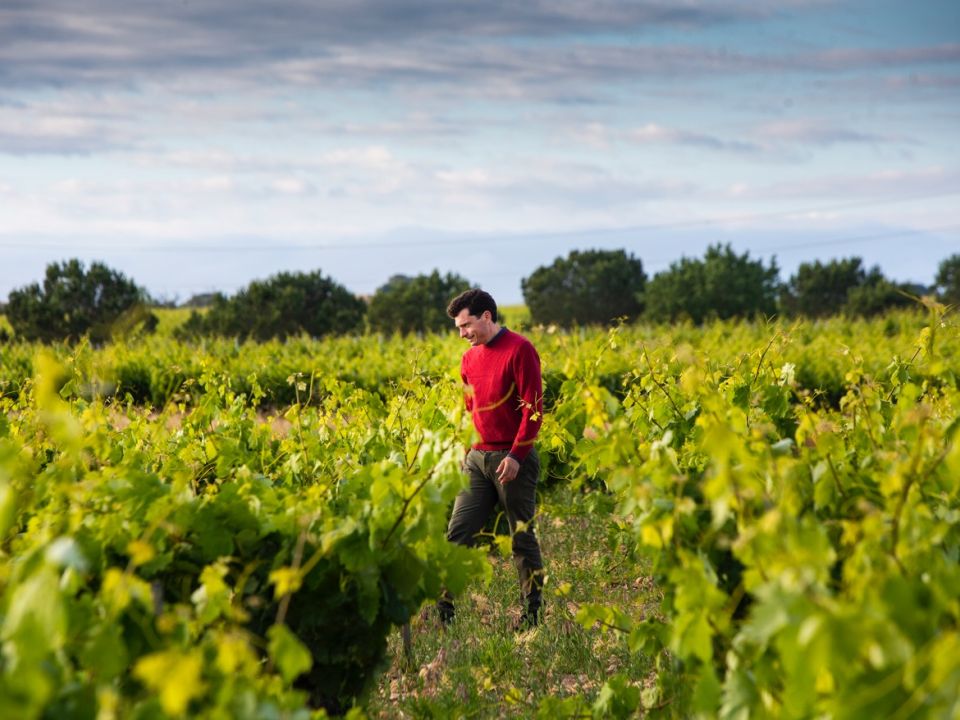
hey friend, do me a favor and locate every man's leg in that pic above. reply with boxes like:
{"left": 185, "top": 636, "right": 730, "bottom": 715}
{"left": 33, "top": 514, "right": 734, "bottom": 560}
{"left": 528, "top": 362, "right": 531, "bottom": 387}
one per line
{"left": 438, "top": 449, "right": 499, "bottom": 622}
{"left": 493, "top": 449, "right": 545, "bottom": 626}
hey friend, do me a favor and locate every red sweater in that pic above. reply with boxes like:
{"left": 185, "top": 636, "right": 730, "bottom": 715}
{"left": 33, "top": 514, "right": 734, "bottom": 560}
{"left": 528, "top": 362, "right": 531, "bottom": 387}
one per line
{"left": 460, "top": 328, "right": 542, "bottom": 462}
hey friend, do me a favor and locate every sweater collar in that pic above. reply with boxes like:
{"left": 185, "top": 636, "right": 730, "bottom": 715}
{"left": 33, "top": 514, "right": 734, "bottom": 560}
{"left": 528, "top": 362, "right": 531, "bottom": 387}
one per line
{"left": 485, "top": 326, "right": 508, "bottom": 346}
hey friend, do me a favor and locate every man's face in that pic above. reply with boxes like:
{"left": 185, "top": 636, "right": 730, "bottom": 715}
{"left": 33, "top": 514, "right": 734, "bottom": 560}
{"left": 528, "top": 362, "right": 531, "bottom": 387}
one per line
{"left": 454, "top": 308, "right": 494, "bottom": 346}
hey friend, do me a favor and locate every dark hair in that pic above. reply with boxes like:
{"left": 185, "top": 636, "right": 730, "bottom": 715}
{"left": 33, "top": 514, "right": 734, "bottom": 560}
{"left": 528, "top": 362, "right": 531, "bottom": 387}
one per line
{"left": 446, "top": 288, "right": 497, "bottom": 322}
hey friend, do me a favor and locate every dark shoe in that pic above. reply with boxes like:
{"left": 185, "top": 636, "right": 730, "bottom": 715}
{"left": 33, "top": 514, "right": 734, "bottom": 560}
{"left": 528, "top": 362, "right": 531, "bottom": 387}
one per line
{"left": 514, "top": 602, "right": 543, "bottom": 632}
{"left": 437, "top": 598, "right": 455, "bottom": 627}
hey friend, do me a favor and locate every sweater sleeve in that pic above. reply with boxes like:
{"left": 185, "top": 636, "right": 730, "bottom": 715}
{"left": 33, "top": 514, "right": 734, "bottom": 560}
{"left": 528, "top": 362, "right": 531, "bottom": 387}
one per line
{"left": 508, "top": 339, "right": 543, "bottom": 462}
{"left": 461, "top": 357, "right": 474, "bottom": 413}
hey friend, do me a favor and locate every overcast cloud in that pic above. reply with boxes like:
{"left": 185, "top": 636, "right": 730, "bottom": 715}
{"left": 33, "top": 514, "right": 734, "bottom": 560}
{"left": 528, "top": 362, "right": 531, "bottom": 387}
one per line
{"left": 1, "top": 0, "right": 958, "bottom": 303}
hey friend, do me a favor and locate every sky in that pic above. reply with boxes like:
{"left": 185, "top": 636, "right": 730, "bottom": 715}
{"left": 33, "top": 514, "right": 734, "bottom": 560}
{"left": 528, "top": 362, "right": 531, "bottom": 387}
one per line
{"left": 1, "top": 0, "right": 958, "bottom": 305}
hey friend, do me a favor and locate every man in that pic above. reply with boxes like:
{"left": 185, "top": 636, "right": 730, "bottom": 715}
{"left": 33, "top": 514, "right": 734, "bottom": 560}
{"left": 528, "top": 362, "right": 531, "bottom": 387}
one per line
{"left": 439, "top": 288, "right": 545, "bottom": 630}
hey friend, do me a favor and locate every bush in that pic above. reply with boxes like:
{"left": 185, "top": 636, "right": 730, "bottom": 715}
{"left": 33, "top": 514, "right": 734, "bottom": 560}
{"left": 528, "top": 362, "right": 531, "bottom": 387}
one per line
{"left": 782, "top": 258, "right": 917, "bottom": 318}
{"left": 843, "top": 267, "right": 915, "bottom": 317}
{"left": 935, "top": 253, "right": 960, "bottom": 307}
{"left": 367, "top": 271, "right": 471, "bottom": 335}
{"left": 177, "top": 270, "right": 365, "bottom": 341}
{"left": 645, "top": 244, "right": 779, "bottom": 323}
{"left": 781, "top": 257, "right": 867, "bottom": 317}
{"left": 6, "top": 259, "right": 153, "bottom": 344}
{"left": 521, "top": 249, "right": 646, "bottom": 326}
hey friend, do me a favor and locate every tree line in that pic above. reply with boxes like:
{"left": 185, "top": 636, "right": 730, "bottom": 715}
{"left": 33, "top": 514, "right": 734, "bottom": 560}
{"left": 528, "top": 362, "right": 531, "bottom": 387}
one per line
{"left": 523, "top": 245, "right": 956, "bottom": 326}
{"left": 2, "top": 248, "right": 959, "bottom": 343}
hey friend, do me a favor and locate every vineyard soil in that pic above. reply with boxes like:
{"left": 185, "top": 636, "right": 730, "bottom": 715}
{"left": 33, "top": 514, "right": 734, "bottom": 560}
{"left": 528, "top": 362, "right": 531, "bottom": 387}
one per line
{"left": 368, "top": 486, "right": 657, "bottom": 718}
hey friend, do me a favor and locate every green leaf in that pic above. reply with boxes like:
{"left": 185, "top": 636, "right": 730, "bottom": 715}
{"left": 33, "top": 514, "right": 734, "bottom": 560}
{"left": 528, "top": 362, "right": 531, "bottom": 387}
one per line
{"left": 720, "top": 668, "right": 760, "bottom": 720}
{"left": 384, "top": 545, "right": 425, "bottom": 598}
{"left": 78, "top": 621, "right": 128, "bottom": 681}
{"left": 538, "top": 695, "right": 589, "bottom": 719}
{"left": 0, "top": 481, "right": 16, "bottom": 537}
{"left": 100, "top": 567, "right": 152, "bottom": 616}
{"left": 740, "top": 591, "right": 791, "bottom": 648}
{"left": 1, "top": 566, "right": 67, "bottom": 659}
{"left": 441, "top": 543, "right": 490, "bottom": 596}
{"left": 692, "top": 666, "right": 722, "bottom": 715}
{"left": 575, "top": 603, "right": 632, "bottom": 634}
{"left": 268, "top": 624, "right": 313, "bottom": 685}
{"left": 673, "top": 608, "right": 713, "bottom": 663}
{"left": 269, "top": 566, "right": 304, "bottom": 599}
{"left": 192, "top": 562, "right": 233, "bottom": 624}
{"left": 133, "top": 649, "right": 205, "bottom": 716}
{"left": 592, "top": 674, "right": 640, "bottom": 719}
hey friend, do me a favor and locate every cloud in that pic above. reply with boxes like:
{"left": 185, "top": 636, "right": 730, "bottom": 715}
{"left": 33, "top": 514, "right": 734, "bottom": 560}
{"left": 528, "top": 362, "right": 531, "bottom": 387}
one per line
{"left": 5, "top": 0, "right": 954, "bottom": 96}
{"left": 629, "top": 123, "right": 760, "bottom": 153}
{"left": 432, "top": 160, "right": 697, "bottom": 211}
{"left": 140, "top": 145, "right": 408, "bottom": 182}
{"left": 198, "top": 176, "right": 236, "bottom": 192}
{"left": 754, "top": 119, "right": 890, "bottom": 146}
{"left": 269, "top": 177, "right": 315, "bottom": 195}
{"left": 572, "top": 118, "right": 911, "bottom": 158}
{"left": 0, "top": 2, "right": 726, "bottom": 87}
{"left": 882, "top": 73, "right": 960, "bottom": 90}
{"left": 799, "top": 44, "right": 960, "bottom": 72}
{"left": 565, "top": 122, "right": 761, "bottom": 154}
{"left": 748, "top": 165, "right": 960, "bottom": 201}
{"left": 0, "top": 110, "right": 135, "bottom": 155}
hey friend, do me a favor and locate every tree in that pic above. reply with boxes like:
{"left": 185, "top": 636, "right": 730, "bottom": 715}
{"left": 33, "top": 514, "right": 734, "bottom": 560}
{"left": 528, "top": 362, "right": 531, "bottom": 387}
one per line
{"left": 521, "top": 249, "right": 646, "bottom": 327}
{"left": 781, "top": 257, "right": 867, "bottom": 317}
{"left": 843, "top": 267, "right": 914, "bottom": 317}
{"left": 367, "top": 271, "right": 471, "bottom": 335}
{"left": 645, "top": 244, "right": 779, "bottom": 324}
{"left": 6, "top": 259, "right": 152, "bottom": 344}
{"left": 177, "top": 270, "right": 365, "bottom": 341}
{"left": 781, "top": 257, "right": 918, "bottom": 317}
{"left": 935, "top": 253, "right": 960, "bottom": 307}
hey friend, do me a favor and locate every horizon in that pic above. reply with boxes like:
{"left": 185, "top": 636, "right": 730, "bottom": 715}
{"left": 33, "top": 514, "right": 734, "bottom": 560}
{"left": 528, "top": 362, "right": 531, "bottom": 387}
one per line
{"left": 0, "top": 239, "right": 952, "bottom": 309}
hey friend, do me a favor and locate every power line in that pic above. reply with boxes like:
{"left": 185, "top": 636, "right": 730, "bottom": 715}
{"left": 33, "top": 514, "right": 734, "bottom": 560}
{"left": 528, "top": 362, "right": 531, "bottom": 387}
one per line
{"left": 0, "top": 189, "right": 956, "bottom": 253}
{"left": 750, "top": 224, "right": 960, "bottom": 255}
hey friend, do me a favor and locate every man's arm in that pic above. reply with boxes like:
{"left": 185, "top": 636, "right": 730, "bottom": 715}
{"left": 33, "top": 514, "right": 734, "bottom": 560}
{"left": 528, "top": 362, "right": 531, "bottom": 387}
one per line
{"left": 461, "top": 357, "right": 474, "bottom": 413}
{"left": 498, "top": 340, "right": 542, "bottom": 482}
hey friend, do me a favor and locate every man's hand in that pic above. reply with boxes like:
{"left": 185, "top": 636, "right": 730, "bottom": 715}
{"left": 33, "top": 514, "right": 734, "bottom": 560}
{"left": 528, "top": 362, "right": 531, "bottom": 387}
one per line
{"left": 497, "top": 455, "right": 520, "bottom": 483}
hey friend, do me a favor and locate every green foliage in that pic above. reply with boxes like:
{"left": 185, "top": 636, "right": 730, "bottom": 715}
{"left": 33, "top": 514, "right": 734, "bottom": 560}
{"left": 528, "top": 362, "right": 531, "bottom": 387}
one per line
{"left": 0, "top": 352, "right": 488, "bottom": 716}
{"left": 522, "top": 249, "right": 646, "bottom": 326}
{"left": 783, "top": 258, "right": 918, "bottom": 318}
{"left": 935, "top": 253, "right": 960, "bottom": 307}
{"left": 151, "top": 306, "right": 195, "bottom": 337}
{"left": 367, "top": 270, "right": 471, "bottom": 335}
{"left": 0, "top": 313, "right": 12, "bottom": 343}
{"left": 1, "top": 310, "right": 957, "bottom": 413}
{"left": 546, "top": 308, "right": 960, "bottom": 718}
{"left": 5, "top": 259, "right": 153, "bottom": 344}
{"left": 2, "top": 310, "right": 960, "bottom": 717}
{"left": 645, "top": 244, "right": 779, "bottom": 323}
{"left": 177, "top": 269, "right": 365, "bottom": 341}
{"left": 781, "top": 257, "right": 867, "bottom": 317}
{"left": 842, "top": 266, "right": 915, "bottom": 317}
{"left": 498, "top": 303, "right": 531, "bottom": 328}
